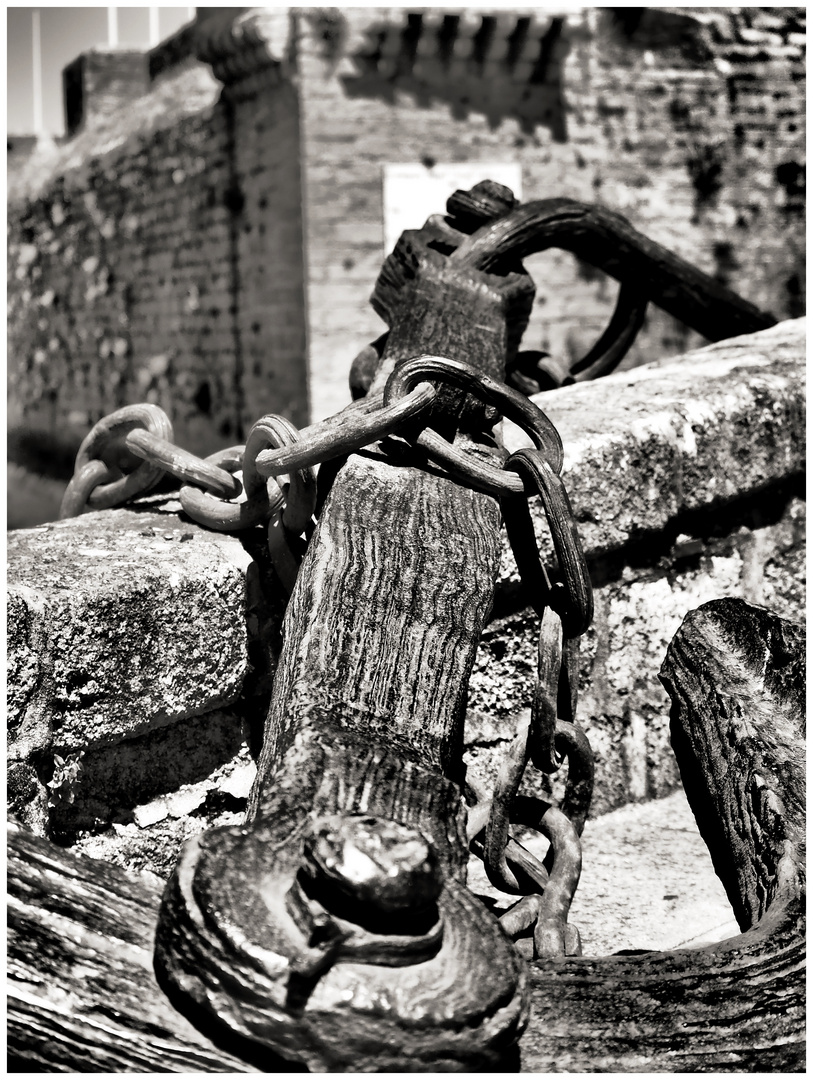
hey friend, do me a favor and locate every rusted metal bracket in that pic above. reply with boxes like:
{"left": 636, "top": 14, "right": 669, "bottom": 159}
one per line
{"left": 354, "top": 180, "right": 775, "bottom": 397}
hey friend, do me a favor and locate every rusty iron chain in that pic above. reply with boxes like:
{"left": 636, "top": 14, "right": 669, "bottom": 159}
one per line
{"left": 178, "top": 446, "right": 281, "bottom": 532}
{"left": 59, "top": 354, "right": 594, "bottom": 953}
{"left": 468, "top": 438, "right": 596, "bottom": 959}
{"left": 382, "top": 354, "right": 565, "bottom": 493}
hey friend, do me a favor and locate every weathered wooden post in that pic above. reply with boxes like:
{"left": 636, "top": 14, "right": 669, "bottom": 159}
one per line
{"left": 152, "top": 182, "right": 787, "bottom": 1069}
{"left": 154, "top": 188, "right": 542, "bottom": 1070}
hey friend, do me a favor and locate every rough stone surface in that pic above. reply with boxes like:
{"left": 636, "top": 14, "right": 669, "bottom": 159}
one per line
{"left": 71, "top": 740, "right": 258, "bottom": 879}
{"left": 8, "top": 53, "right": 308, "bottom": 461}
{"left": 466, "top": 493, "right": 805, "bottom": 817}
{"left": 500, "top": 318, "right": 805, "bottom": 564}
{"left": 6, "top": 322, "right": 805, "bottom": 866}
{"left": 7, "top": 500, "right": 253, "bottom": 762}
{"left": 464, "top": 320, "right": 806, "bottom": 815}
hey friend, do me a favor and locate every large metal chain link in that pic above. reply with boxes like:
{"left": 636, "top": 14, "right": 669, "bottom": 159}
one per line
{"left": 59, "top": 355, "right": 595, "bottom": 955}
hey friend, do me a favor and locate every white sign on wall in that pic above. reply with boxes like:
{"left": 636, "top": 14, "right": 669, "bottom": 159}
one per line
{"left": 383, "top": 162, "right": 523, "bottom": 254}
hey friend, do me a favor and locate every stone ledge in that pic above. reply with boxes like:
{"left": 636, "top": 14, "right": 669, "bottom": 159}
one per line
{"left": 6, "top": 319, "right": 805, "bottom": 848}
{"left": 500, "top": 317, "right": 805, "bottom": 573}
{"left": 8, "top": 505, "right": 254, "bottom": 762}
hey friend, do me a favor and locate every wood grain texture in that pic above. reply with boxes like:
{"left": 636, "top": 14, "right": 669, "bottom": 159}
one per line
{"left": 662, "top": 598, "right": 805, "bottom": 928}
{"left": 371, "top": 227, "right": 535, "bottom": 391}
{"left": 521, "top": 899, "right": 804, "bottom": 1072}
{"left": 249, "top": 455, "right": 502, "bottom": 801}
{"left": 7, "top": 821, "right": 266, "bottom": 1073}
{"left": 252, "top": 249, "right": 534, "bottom": 808}
{"left": 151, "top": 250, "right": 535, "bottom": 1071}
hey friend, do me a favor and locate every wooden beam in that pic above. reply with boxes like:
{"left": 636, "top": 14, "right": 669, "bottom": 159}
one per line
{"left": 7, "top": 821, "right": 263, "bottom": 1072}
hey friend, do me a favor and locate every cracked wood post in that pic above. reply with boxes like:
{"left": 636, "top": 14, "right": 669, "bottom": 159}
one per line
{"left": 9, "top": 199, "right": 540, "bottom": 1071}
{"left": 150, "top": 227, "right": 539, "bottom": 1069}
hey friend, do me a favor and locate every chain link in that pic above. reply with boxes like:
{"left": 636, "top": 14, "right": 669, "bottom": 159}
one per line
{"left": 253, "top": 384, "right": 437, "bottom": 479}
{"left": 124, "top": 428, "right": 242, "bottom": 499}
{"left": 383, "top": 355, "right": 564, "bottom": 495}
{"left": 504, "top": 448, "right": 593, "bottom": 637}
{"left": 60, "top": 459, "right": 122, "bottom": 520}
{"left": 60, "top": 356, "right": 595, "bottom": 954}
{"left": 463, "top": 435, "right": 596, "bottom": 959}
{"left": 243, "top": 415, "right": 318, "bottom": 595}
{"left": 60, "top": 404, "right": 172, "bottom": 516}
{"left": 179, "top": 447, "right": 282, "bottom": 532}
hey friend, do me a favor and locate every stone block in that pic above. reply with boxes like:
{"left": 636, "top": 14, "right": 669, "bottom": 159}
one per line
{"left": 465, "top": 319, "right": 805, "bottom": 816}
{"left": 7, "top": 500, "right": 253, "bottom": 765}
{"left": 501, "top": 319, "right": 805, "bottom": 565}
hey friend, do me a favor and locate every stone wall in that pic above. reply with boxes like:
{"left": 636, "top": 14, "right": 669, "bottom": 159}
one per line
{"left": 62, "top": 48, "right": 149, "bottom": 136}
{"left": 297, "top": 6, "right": 806, "bottom": 420}
{"left": 8, "top": 6, "right": 805, "bottom": 461}
{"left": 8, "top": 16, "right": 308, "bottom": 463}
{"left": 6, "top": 320, "right": 805, "bottom": 878}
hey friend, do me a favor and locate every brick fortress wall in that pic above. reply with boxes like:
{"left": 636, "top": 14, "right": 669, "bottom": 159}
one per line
{"left": 8, "top": 11, "right": 308, "bottom": 464}
{"left": 298, "top": 6, "right": 805, "bottom": 420}
{"left": 7, "top": 6, "right": 805, "bottom": 456}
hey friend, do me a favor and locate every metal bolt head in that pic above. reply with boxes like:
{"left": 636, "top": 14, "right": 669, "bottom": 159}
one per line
{"left": 302, "top": 814, "right": 442, "bottom": 915}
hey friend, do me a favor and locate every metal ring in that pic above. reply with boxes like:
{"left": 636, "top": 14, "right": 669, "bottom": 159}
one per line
{"left": 531, "top": 606, "right": 564, "bottom": 774}
{"left": 528, "top": 618, "right": 582, "bottom": 777}
{"left": 124, "top": 428, "right": 242, "bottom": 499}
{"left": 504, "top": 447, "right": 593, "bottom": 637}
{"left": 383, "top": 355, "right": 564, "bottom": 497}
{"left": 569, "top": 281, "right": 648, "bottom": 382}
{"left": 244, "top": 415, "right": 316, "bottom": 535}
{"left": 552, "top": 721, "right": 595, "bottom": 840}
{"left": 253, "top": 384, "right": 436, "bottom": 479}
{"left": 509, "top": 800, "right": 583, "bottom": 960}
{"left": 179, "top": 447, "right": 283, "bottom": 532}
{"left": 467, "top": 796, "right": 551, "bottom": 893}
{"left": 59, "top": 459, "right": 122, "bottom": 519}
{"left": 483, "top": 714, "right": 532, "bottom": 895}
{"left": 74, "top": 404, "right": 174, "bottom": 510}
{"left": 481, "top": 783, "right": 583, "bottom": 958}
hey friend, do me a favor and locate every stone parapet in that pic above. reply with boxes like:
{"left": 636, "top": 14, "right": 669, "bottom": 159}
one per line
{"left": 6, "top": 319, "right": 805, "bottom": 873}
{"left": 466, "top": 319, "right": 805, "bottom": 812}
{"left": 195, "top": 8, "right": 291, "bottom": 100}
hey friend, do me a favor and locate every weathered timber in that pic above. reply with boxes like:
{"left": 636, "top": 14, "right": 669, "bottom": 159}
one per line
{"left": 371, "top": 228, "right": 535, "bottom": 403}
{"left": 663, "top": 598, "right": 805, "bottom": 927}
{"left": 153, "top": 233, "right": 536, "bottom": 1071}
{"left": 522, "top": 899, "right": 804, "bottom": 1072}
{"left": 520, "top": 598, "right": 805, "bottom": 1072}
{"left": 6, "top": 821, "right": 266, "bottom": 1073}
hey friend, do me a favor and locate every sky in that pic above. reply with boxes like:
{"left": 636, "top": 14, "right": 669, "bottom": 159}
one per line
{"left": 7, "top": 7, "right": 195, "bottom": 136}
